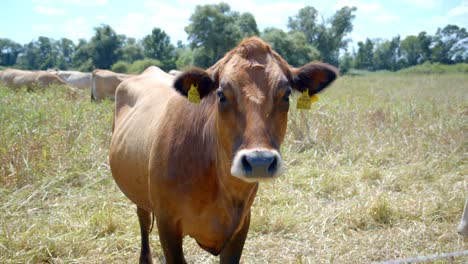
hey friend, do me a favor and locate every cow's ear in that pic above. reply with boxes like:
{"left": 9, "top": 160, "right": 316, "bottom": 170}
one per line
{"left": 291, "top": 62, "right": 338, "bottom": 96}
{"left": 173, "top": 67, "right": 216, "bottom": 100}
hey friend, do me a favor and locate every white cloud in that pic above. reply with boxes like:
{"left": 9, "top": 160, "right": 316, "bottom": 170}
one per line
{"left": 448, "top": 0, "right": 468, "bottom": 17}
{"left": 404, "top": 0, "right": 438, "bottom": 9}
{"left": 33, "top": 5, "right": 66, "bottom": 15}
{"left": 445, "top": 1, "right": 468, "bottom": 28}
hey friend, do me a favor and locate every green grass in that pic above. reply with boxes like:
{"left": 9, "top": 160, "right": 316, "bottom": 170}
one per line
{"left": 397, "top": 62, "right": 468, "bottom": 74}
{"left": 0, "top": 72, "right": 467, "bottom": 263}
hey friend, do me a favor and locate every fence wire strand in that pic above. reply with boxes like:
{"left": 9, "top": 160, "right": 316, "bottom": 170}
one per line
{"left": 375, "top": 250, "right": 468, "bottom": 264}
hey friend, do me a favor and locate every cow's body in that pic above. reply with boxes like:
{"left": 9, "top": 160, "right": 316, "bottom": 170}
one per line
{"left": 1, "top": 69, "right": 67, "bottom": 90}
{"left": 91, "top": 69, "right": 133, "bottom": 101}
{"left": 54, "top": 70, "right": 92, "bottom": 90}
{"left": 1, "top": 69, "right": 29, "bottom": 87}
{"left": 109, "top": 38, "right": 338, "bottom": 263}
{"left": 458, "top": 197, "right": 468, "bottom": 236}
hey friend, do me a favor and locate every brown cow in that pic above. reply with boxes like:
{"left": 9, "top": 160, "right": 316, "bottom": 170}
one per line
{"left": 109, "top": 37, "right": 338, "bottom": 263}
{"left": 91, "top": 69, "right": 133, "bottom": 102}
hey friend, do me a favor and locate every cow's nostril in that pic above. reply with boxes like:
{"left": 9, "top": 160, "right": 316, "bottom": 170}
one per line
{"left": 241, "top": 155, "right": 252, "bottom": 173}
{"left": 267, "top": 156, "right": 277, "bottom": 174}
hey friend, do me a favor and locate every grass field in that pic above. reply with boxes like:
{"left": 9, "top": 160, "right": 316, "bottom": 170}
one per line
{"left": 0, "top": 72, "right": 466, "bottom": 263}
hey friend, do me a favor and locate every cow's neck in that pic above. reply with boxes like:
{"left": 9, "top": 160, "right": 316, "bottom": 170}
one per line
{"left": 183, "top": 94, "right": 258, "bottom": 231}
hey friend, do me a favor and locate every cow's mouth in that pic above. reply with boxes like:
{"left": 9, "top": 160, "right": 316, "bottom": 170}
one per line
{"left": 230, "top": 148, "right": 284, "bottom": 181}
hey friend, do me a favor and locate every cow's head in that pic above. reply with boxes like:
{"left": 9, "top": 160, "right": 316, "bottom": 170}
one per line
{"left": 174, "top": 37, "right": 337, "bottom": 182}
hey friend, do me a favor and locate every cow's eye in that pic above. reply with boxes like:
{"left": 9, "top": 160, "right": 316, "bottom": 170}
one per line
{"left": 217, "top": 89, "right": 227, "bottom": 104}
{"left": 282, "top": 88, "right": 292, "bottom": 102}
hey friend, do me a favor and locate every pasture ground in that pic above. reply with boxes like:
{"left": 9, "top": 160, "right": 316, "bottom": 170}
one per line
{"left": 0, "top": 72, "right": 466, "bottom": 263}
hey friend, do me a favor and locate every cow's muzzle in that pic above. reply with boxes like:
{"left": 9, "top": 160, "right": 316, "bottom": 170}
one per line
{"left": 230, "top": 148, "right": 284, "bottom": 181}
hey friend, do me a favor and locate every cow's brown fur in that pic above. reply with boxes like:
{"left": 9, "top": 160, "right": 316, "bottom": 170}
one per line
{"left": 109, "top": 38, "right": 338, "bottom": 263}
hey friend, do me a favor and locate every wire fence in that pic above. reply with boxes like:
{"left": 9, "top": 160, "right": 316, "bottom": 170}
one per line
{"left": 374, "top": 250, "right": 468, "bottom": 264}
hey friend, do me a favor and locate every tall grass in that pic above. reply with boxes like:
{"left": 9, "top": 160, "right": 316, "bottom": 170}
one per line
{"left": 397, "top": 63, "right": 468, "bottom": 74}
{"left": 0, "top": 72, "right": 466, "bottom": 263}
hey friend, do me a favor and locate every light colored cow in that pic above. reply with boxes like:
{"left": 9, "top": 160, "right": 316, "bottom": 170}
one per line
{"left": 1, "top": 69, "right": 29, "bottom": 87}
{"left": 1, "top": 69, "right": 68, "bottom": 91}
{"left": 55, "top": 70, "right": 92, "bottom": 90}
{"left": 458, "top": 197, "right": 468, "bottom": 236}
{"left": 91, "top": 69, "right": 133, "bottom": 102}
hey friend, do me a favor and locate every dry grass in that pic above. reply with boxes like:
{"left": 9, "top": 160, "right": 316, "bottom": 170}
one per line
{"left": 0, "top": 72, "right": 466, "bottom": 263}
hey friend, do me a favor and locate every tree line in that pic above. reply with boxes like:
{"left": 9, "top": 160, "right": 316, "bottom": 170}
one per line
{"left": 1, "top": 3, "right": 467, "bottom": 74}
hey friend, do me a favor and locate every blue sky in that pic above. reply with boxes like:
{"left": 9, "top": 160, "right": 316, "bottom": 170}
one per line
{"left": 1, "top": 0, "right": 467, "bottom": 48}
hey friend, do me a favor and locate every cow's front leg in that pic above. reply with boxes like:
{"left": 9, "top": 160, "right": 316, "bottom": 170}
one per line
{"left": 156, "top": 215, "right": 186, "bottom": 264}
{"left": 137, "top": 207, "right": 153, "bottom": 264}
{"left": 220, "top": 211, "right": 251, "bottom": 264}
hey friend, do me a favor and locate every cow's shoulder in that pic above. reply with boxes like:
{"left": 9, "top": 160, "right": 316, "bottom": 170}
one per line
{"left": 120, "top": 69, "right": 174, "bottom": 111}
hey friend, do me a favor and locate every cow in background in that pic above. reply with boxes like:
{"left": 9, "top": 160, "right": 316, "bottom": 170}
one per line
{"left": 91, "top": 69, "right": 133, "bottom": 102}
{"left": 1, "top": 69, "right": 70, "bottom": 91}
{"left": 53, "top": 70, "right": 92, "bottom": 90}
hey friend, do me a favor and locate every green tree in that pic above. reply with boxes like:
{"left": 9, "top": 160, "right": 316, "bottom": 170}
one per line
{"left": 288, "top": 6, "right": 357, "bottom": 66}
{"left": 339, "top": 51, "right": 353, "bottom": 74}
{"left": 17, "top": 42, "right": 39, "bottom": 69}
{"left": 16, "top": 37, "right": 58, "bottom": 70}
{"left": 111, "top": 61, "right": 131, "bottom": 73}
{"left": 236, "top": 12, "right": 259, "bottom": 38}
{"left": 128, "top": 59, "right": 162, "bottom": 74}
{"left": 355, "top": 38, "right": 374, "bottom": 70}
{"left": 120, "top": 37, "right": 144, "bottom": 63}
{"left": 417, "top": 32, "right": 432, "bottom": 63}
{"left": 185, "top": 3, "right": 258, "bottom": 67}
{"left": 89, "top": 24, "right": 122, "bottom": 69}
{"left": 262, "top": 28, "right": 319, "bottom": 67}
{"left": 431, "top": 25, "right": 468, "bottom": 63}
{"left": 72, "top": 39, "right": 93, "bottom": 71}
{"left": 37, "top": 36, "right": 57, "bottom": 69}
{"left": 0, "top": 38, "right": 22, "bottom": 66}
{"left": 55, "top": 38, "right": 75, "bottom": 70}
{"left": 175, "top": 42, "right": 194, "bottom": 70}
{"left": 142, "top": 28, "right": 176, "bottom": 71}
{"left": 400, "top": 35, "right": 421, "bottom": 66}
{"left": 373, "top": 36, "right": 401, "bottom": 71}
{"left": 287, "top": 6, "right": 319, "bottom": 43}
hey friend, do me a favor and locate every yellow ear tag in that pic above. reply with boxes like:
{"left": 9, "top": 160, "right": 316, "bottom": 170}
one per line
{"left": 310, "top": 94, "right": 319, "bottom": 103}
{"left": 297, "top": 89, "right": 313, "bottom": 110}
{"left": 188, "top": 83, "right": 200, "bottom": 104}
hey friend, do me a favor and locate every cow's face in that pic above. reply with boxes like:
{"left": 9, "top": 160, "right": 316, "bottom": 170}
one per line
{"left": 174, "top": 38, "right": 337, "bottom": 182}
